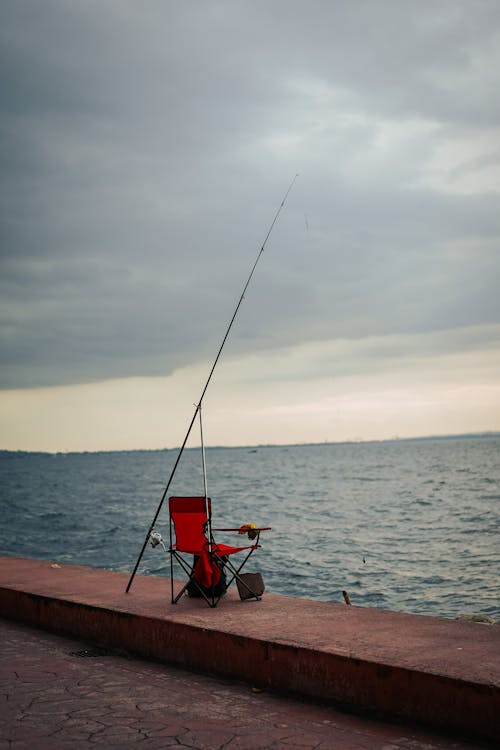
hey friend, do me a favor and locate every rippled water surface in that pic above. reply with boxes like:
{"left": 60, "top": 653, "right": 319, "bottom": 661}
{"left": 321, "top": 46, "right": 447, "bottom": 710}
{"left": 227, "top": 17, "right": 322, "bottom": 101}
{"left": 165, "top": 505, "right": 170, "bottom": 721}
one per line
{"left": 1, "top": 436, "right": 499, "bottom": 619}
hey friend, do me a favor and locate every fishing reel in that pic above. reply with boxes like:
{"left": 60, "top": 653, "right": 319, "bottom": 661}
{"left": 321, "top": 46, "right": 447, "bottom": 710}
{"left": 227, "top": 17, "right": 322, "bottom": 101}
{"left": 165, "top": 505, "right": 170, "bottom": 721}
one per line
{"left": 149, "top": 531, "right": 166, "bottom": 551}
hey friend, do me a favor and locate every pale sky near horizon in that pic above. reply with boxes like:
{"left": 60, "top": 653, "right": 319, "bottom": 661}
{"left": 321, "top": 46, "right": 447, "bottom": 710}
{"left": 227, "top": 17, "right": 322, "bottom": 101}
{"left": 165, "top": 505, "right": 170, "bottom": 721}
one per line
{"left": 1, "top": 1, "right": 500, "bottom": 452}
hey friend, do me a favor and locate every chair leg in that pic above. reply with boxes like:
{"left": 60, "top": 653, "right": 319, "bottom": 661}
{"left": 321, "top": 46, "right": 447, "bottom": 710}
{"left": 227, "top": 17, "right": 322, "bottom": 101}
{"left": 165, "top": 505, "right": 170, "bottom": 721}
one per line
{"left": 170, "top": 549, "right": 263, "bottom": 607}
{"left": 170, "top": 548, "right": 175, "bottom": 604}
{"left": 170, "top": 551, "right": 193, "bottom": 603}
{"left": 170, "top": 551, "right": 222, "bottom": 607}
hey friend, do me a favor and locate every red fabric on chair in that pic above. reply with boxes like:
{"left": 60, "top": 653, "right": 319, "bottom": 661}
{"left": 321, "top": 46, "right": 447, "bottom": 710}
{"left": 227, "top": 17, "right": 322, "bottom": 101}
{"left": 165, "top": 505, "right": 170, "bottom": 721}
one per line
{"left": 213, "top": 543, "right": 256, "bottom": 556}
{"left": 169, "top": 496, "right": 211, "bottom": 553}
{"left": 193, "top": 549, "right": 221, "bottom": 588}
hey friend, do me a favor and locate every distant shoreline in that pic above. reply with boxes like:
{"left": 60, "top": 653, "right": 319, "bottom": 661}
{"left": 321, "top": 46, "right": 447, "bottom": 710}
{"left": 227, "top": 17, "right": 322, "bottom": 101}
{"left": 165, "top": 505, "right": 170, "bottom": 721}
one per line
{"left": 1, "top": 431, "right": 499, "bottom": 457}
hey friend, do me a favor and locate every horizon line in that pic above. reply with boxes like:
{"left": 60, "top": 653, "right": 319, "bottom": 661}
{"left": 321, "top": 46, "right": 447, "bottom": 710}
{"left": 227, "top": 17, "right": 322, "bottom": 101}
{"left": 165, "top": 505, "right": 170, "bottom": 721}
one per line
{"left": 1, "top": 430, "right": 499, "bottom": 456}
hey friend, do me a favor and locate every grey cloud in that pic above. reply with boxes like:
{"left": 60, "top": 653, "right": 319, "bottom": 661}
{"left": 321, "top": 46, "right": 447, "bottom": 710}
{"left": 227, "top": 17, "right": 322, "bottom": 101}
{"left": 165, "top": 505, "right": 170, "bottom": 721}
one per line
{"left": 1, "top": 1, "right": 499, "bottom": 390}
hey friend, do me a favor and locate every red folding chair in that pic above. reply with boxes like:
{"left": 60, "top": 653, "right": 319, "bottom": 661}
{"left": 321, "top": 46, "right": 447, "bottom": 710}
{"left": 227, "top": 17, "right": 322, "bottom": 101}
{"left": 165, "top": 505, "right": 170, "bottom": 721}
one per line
{"left": 168, "top": 496, "right": 270, "bottom": 607}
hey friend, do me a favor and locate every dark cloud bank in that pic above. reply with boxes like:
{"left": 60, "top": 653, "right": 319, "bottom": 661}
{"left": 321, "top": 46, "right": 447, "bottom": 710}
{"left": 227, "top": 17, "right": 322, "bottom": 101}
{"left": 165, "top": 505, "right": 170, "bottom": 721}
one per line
{"left": 1, "top": 1, "right": 499, "bottom": 389}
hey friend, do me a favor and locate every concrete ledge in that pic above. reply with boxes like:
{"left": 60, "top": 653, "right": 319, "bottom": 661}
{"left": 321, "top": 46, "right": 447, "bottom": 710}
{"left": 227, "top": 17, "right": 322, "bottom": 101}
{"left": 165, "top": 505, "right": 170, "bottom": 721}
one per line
{"left": 0, "top": 556, "right": 498, "bottom": 742}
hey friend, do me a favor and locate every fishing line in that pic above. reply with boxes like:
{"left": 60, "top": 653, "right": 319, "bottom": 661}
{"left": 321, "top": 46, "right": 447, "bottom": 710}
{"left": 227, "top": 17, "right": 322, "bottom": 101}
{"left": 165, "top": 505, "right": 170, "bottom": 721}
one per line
{"left": 126, "top": 175, "right": 299, "bottom": 592}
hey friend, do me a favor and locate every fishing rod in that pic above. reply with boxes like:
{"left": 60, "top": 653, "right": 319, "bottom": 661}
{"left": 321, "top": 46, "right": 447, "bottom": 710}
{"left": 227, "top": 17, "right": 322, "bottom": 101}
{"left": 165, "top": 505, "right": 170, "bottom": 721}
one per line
{"left": 126, "top": 174, "right": 299, "bottom": 592}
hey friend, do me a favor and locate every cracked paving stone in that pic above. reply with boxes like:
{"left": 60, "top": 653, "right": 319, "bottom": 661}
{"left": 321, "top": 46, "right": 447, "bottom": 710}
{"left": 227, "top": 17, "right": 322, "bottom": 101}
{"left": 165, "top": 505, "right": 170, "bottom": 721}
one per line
{"left": 129, "top": 718, "right": 187, "bottom": 735}
{"left": 225, "top": 730, "right": 296, "bottom": 750}
{"left": 0, "top": 620, "right": 491, "bottom": 750}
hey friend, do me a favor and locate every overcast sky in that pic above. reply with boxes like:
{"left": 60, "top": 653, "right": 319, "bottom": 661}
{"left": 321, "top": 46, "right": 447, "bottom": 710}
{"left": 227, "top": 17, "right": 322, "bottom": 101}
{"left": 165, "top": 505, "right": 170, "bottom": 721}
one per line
{"left": 1, "top": 0, "right": 499, "bottom": 451}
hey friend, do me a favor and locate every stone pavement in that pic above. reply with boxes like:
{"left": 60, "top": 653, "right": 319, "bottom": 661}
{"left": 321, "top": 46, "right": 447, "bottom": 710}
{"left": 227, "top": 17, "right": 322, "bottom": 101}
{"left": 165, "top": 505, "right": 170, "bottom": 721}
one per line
{"left": 0, "top": 619, "right": 490, "bottom": 750}
{"left": 2, "top": 556, "right": 499, "bottom": 741}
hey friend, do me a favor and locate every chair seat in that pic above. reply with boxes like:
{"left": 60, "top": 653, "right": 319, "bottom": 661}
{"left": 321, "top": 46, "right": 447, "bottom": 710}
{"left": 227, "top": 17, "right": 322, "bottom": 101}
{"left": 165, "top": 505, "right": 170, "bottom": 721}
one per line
{"left": 172, "top": 542, "right": 256, "bottom": 556}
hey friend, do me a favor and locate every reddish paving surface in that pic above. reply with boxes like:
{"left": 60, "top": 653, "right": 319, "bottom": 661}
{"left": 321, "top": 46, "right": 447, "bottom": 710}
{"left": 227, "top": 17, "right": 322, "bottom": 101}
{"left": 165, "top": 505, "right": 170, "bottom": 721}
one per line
{"left": 0, "top": 619, "right": 489, "bottom": 750}
{"left": 1, "top": 556, "right": 499, "bottom": 743}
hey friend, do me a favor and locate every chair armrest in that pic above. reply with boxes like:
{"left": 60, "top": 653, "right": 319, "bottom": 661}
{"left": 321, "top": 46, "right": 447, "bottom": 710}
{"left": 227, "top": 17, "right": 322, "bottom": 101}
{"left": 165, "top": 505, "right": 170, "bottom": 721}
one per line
{"left": 212, "top": 527, "right": 272, "bottom": 532}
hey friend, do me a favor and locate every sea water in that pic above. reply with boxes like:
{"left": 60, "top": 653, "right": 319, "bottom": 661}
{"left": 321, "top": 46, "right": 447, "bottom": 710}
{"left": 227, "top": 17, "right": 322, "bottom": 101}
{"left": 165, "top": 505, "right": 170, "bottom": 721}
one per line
{"left": 1, "top": 435, "right": 498, "bottom": 619}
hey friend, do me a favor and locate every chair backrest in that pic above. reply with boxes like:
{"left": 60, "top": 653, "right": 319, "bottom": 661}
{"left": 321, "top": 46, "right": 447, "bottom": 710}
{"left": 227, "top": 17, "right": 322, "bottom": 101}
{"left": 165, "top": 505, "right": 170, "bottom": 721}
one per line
{"left": 169, "top": 496, "right": 211, "bottom": 553}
